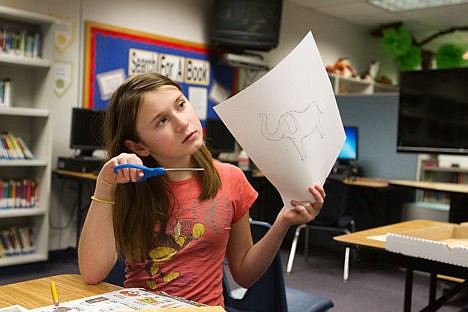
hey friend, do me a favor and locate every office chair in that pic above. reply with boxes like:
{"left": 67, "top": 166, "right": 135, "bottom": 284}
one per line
{"left": 286, "top": 177, "right": 355, "bottom": 281}
{"left": 103, "top": 256, "right": 126, "bottom": 287}
{"left": 223, "top": 219, "right": 334, "bottom": 312}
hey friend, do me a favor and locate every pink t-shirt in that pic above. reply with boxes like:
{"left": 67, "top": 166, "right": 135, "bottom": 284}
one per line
{"left": 124, "top": 161, "right": 258, "bottom": 306}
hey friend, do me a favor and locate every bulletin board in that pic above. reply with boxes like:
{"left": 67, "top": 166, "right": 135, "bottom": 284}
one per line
{"left": 83, "top": 21, "right": 236, "bottom": 121}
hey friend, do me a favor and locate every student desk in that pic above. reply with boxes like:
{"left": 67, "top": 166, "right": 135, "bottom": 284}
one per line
{"left": 0, "top": 274, "right": 120, "bottom": 309}
{"left": 250, "top": 174, "right": 411, "bottom": 232}
{"left": 388, "top": 179, "right": 468, "bottom": 223}
{"left": 53, "top": 170, "right": 98, "bottom": 246}
{"left": 334, "top": 219, "right": 468, "bottom": 312}
{"left": 342, "top": 177, "right": 412, "bottom": 230}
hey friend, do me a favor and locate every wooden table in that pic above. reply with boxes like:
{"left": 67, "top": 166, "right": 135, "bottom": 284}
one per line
{"left": 54, "top": 169, "right": 98, "bottom": 181}
{"left": 334, "top": 219, "right": 445, "bottom": 249}
{"left": 0, "top": 274, "right": 121, "bottom": 309}
{"left": 343, "top": 177, "right": 389, "bottom": 188}
{"left": 388, "top": 179, "right": 468, "bottom": 223}
{"left": 53, "top": 170, "right": 99, "bottom": 246}
{"left": 335, "top": 220, "right": 468, "bottom": 312}
{"left": 388, "top": 180, "right": 468, "bottom": 194}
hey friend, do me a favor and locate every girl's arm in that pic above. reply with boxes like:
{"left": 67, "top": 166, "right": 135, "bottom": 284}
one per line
{"left": 226, "top": 185, "right": 325, "bottom": 288}
{"left": 78, "top": 153, "right": 144, "bottom": 284}
{"left": 78, "top": 177, "right": 117, "bottom": 284}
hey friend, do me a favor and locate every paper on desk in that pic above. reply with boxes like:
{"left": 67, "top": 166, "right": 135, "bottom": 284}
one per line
{"left": 0, "top": 305, "right": 29, "bottom": 312}
{"left": 214, "top": 31, "right": 345, "bottom": 208}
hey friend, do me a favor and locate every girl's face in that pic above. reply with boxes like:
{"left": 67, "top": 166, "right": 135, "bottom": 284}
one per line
{"left": 130, "top": 85, "right": 203, "bottom": 166}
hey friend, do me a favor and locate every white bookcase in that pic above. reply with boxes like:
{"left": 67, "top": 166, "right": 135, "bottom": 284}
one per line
{"left": 0, "top": 5, "right": 54, "bottom": 266}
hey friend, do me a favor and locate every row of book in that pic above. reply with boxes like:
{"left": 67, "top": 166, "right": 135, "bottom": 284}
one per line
{"left": 0, "top": 132, "right": 35, "bottom": 160}
{"left": 0, "top": 226, "right": 35, "bottom": 258}
{"left": 0, "top": 178, "right": 39, "bottom": 209}
{"left": 0, "top": 28, "right": 41, "bottom": 58}
{"left": 0, "top": 78, "right": 11, "bottom": 107}
{"left": 419, "top": 190, "right": 450, "bottom": 205}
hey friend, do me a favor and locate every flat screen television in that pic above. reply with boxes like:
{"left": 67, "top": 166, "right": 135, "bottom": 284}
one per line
{"left": 397, "top": 68, "right": 468, "bottom": 155}
{"left": 205, "top": 118, "right": 236, "bottom": 157}
{"left": 338, "top": 126, "right": 358, "bottom": 162}
{"left": 70, "top": 107, "right": 105, "bottom": 157}
{"left": 210, "top": 0, "right": 283, "bottom": 52}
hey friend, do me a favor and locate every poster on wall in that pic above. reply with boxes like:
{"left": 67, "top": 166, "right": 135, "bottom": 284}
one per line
{"left": 83, "top": 21, "right": 235, "bottom": 123}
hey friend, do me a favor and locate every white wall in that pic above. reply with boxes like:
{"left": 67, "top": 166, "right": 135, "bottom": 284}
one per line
{"left": 267, "top": 0, "right": 396, "bottom": 82}
{"left": 82, "top": 0, "right": 213, "bottom": 45}
{"left": 1, "top": 0, "right": 389, "bottom": 250}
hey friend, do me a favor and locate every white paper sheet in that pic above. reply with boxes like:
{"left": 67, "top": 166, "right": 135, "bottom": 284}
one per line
{"left": 214, "top": 32, "right": 345, "bottom": 208}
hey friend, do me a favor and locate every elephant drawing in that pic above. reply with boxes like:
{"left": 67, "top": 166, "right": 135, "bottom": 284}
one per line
{"left": 259, "top": 102, "right": 324, "bottom": 160}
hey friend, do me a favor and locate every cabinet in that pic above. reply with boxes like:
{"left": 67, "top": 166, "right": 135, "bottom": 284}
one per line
{"left": 416, "top": 163, "right": 468, "bottom": 209}
{"left": 0, "top": 5, "right": 54, "bottom": 266}
{"left": 328, "top": 73, "right": 398, "bottom": 96}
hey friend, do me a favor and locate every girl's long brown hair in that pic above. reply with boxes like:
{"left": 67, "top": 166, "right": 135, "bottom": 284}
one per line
{"left": 104, "top": 73, "right": 221, "bottom": 261}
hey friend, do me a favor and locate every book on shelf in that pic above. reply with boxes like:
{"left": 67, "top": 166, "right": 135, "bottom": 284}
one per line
{"left": 0, "top": 226, "right": 35, "bottom": 258}
{"left": 0, "top": 27, "right": 42, "bottom": 58}
{"left": 0, "top": 132, "right": 35, "bottom": 160}
{"left": 0, "top": 78, "right": 11, "bottom": 108}
{"left": 0, "top": 177, "right": 39, "bottom": 209}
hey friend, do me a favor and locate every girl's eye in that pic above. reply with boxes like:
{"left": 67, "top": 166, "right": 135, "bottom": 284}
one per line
{"left": 177, "top": 101, "right": 186, "bottom": 110}
{"left": 157, "top": 116, "right": 168, "bottom": 126}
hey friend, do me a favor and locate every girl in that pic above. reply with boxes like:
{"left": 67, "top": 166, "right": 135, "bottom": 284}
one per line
{"left": 78, "top": 72, "right": 325, "bottom": 307}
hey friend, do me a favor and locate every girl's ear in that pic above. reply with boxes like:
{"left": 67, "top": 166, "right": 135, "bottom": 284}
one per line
{"left": 124, "top": 139, "right": 150, "bottom": 157}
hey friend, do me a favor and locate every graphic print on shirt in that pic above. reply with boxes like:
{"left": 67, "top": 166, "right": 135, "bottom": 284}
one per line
{"left": 144, "top": 195, "right": 231, "bottom": 290}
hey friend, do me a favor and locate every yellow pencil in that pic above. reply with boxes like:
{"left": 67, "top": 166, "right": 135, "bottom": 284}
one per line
{"left": 50, "top": 281, "right": 59, "bottom": 306}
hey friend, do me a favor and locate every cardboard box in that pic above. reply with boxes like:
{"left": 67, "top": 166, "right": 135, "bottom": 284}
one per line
{"left": 386, "top": 223, "right": 468, "bottom": 268}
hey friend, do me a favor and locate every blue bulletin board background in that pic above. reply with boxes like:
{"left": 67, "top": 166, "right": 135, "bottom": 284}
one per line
{"left": 83, "top": 21, "right": 235, "bottom": 123}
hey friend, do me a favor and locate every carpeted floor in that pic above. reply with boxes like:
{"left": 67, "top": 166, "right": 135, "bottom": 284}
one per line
{"left": 281, "top": 246, "right": 467, "bottom": 312}
{"left": 0, "top": 247, "right": 466, "bottom": 311}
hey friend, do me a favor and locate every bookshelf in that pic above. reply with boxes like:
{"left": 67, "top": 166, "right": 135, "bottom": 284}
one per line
{"left": 0, "top": 5, "right": 54, "bottom": 266}
{"left": 328, "top": 73, "right": 398, "bottom": 96}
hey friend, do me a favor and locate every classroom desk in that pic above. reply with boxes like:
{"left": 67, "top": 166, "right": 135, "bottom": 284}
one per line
{"left": 388, "top": 179, "right": 468, "bottom": 223}
{"left": 342, "top": 177, "right": 412, "bottom": 230}
{"left": 0, "top": 274, "right": 120, "bottom": 309}
{"left": 343, "top": 177, "right": 389, "bottom": 188}
{"left": 53, "top": 170, "right": 98, "bottom": 246}
{"left": 250, "top": 174, "right": 409, "bottom": 231}
{"left": 334, "top": 220, "right": 468, "bottom": 312}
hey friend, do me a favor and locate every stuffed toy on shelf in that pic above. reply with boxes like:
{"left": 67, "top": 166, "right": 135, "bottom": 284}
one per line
{"left": 326, "top": 57, "right": 357, "bottom": 78}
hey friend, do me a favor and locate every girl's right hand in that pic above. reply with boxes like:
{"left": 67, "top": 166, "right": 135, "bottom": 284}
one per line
{"left": 98, "top": 153, "right": 145, "bottom": 186}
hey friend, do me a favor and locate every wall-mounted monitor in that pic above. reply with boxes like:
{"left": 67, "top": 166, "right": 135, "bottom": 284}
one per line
{"left": 70, "top": 107, "right": 105, "bottom": 157}
{"left": 397, "top": 68, "right": 468, "bottom": 155}
{"left": 338, "top": 126, "right": 358, "bottom": 162}
{"left": 210, "top": 0, "right": 283, "bottom": 52}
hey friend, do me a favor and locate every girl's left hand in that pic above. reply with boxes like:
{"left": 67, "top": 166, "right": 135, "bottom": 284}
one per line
{"left": 281, "top": 185, "right": 325, "bottom": 226}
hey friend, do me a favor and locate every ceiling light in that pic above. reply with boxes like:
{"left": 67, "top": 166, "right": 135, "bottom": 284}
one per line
{"left": 368, "top": 0, "right": 468, "bottom": 12}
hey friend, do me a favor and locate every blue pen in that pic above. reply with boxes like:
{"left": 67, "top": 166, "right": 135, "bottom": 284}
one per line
{"left": 113, "top": 163, "right": 204, "bottom": 182}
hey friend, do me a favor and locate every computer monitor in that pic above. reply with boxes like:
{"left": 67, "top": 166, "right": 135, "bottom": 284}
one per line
{"left": 204, "top": 118, "right": 236, "bottom": 157}
{"left": 70, "top": 107, "right": 105, "bottom": 157}
{"left": 338, "top": 126, "right": 358, "bottom": 162}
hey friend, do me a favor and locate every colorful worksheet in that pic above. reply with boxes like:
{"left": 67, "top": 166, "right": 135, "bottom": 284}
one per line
{"left": 214, "top": 31, "right": 345, "bottom": 208}
{"left": 29, "top": 288, "right": 219, "bottom": 312}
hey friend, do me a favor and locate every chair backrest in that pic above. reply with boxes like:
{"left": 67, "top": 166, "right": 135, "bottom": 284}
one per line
{"left": 103, "top": 256, "right": 126, "bottom": 287}
{"left": 223, "top": 220, "right": 288, "bottom": 312}
{"left": 312, "top": 177, "right": 350, "bottom": 226}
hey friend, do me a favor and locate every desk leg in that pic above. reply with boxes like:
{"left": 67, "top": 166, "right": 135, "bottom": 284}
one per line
{"left": 404, "top": 269, "right": 413, "bottom": 312}
{"left": 420, "top": 280, "right": 468, "bottom": 312}
{"left": 449, "top": 193, "right": 468, "bottom": 223}
{"left": 429, "top": 274, "right": 437, "bottom": 305}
